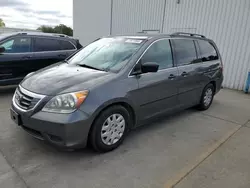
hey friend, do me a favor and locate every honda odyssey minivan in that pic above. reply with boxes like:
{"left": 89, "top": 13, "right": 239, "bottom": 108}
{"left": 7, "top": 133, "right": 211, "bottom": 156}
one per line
{"left": 10, "top": 32, "right": 223, "bottom": 152}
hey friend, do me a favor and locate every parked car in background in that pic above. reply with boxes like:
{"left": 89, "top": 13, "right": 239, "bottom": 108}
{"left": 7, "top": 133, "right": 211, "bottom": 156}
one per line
{"left": 10, "top": 33, "right": 223, "bottom": 152}
{"left": 0, "top": 32, "right": 82, "bottom": 86}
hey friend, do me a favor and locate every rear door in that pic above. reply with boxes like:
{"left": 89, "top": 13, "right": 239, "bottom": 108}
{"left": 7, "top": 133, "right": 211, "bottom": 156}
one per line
{"left": 172, "top": 39, "right": 202, "bottom": 108}
{"left": 32, "top": 37, "right": 64, "bottom": 70}
{"left": 0, "top": 36, "right": 33, "bottom": 82}
{"left": 32, "top": 37, "right": 77, "bottom": 70}
{"left": 134, "top": 39, "right": 179, "bottom": 120}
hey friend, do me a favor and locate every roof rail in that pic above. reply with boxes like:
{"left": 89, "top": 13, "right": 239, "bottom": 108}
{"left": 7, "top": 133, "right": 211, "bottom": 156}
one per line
{"left": 53, "top": 34, "right": 68, "bottom": 38}
{"left": 14, "top": 32, "right": 70, "bottom": 38}
{"left": 17, "top": 32, "right": 27, "bottom": 35}
{"left": 171, "top": 32, "right": 206, "bottom": 38}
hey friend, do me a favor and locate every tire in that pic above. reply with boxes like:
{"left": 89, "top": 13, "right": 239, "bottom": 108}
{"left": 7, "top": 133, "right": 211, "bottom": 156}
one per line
{"left": 89, "top": 105, "right": 131, "bottom": 152}
{"left": 198, "top": 83, "right": 215, "bottom": 111}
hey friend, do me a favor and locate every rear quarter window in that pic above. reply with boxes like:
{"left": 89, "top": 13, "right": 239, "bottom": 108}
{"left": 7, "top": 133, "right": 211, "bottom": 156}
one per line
{"left": 60, "top": 40, "right": 76, "bottom": 50}
{"left": 197, "top": 40, "right": 219, "bottom": 62}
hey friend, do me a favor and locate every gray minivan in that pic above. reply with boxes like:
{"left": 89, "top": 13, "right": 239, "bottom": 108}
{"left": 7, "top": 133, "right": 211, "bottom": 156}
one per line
{"left": 10, "top": 32, "right": 223, "bottom": 152}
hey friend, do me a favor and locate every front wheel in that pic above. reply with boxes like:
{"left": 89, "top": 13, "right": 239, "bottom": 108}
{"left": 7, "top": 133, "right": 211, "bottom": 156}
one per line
{"left": 198, "top": 84, "right": 215, "bottom": 111}
{"left": 89, "top": 105, "right": 130, "bottom": 152}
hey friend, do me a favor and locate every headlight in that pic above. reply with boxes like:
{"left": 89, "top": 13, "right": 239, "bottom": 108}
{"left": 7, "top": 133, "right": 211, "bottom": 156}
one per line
{"left": 42, "top": 91, "right": 89, "bottom": 113}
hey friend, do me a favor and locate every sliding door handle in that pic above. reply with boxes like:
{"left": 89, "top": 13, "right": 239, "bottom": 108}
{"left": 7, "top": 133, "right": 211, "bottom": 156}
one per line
{"left": 181, "top": 72, "right": 188, "bottom": 77}
{"left": 168, "top": 74, "right": 176, "bottom": 80}
{"left": 22, "top": 56, "right": 32, "bottom": 59}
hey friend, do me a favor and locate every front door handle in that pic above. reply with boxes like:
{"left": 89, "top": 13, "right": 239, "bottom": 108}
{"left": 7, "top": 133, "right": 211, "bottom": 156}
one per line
{"left": 58, "top": 54, "right": 67, "bottom": 58}
{"left": 22, "top": 56, "right": 32, "bottom": 59}
{"left": 168, "top": 74, "right": 176, "bottom": 80}
{"left": 181, "top": 72, "right": 188, "bottom": 77}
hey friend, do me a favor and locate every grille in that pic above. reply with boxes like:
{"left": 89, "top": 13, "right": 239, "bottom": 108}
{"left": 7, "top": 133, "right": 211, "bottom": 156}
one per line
{"left": 14, "top": 87, "right": 42, "bottom": 110}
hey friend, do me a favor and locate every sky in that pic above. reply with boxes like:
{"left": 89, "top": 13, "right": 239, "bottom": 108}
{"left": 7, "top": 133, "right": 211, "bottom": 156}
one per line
{"left": 0, "top": 0, "right": 73, "bottom": 29}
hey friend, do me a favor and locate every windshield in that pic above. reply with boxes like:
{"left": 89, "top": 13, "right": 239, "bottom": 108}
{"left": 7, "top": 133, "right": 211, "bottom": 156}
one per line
{"left": 68, "top": 37, "right": 145, "bottom": 72}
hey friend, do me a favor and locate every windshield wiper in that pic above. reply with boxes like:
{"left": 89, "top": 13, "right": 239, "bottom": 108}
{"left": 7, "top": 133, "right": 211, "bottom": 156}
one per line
{"left": 77, "top": 64, "right": 107, "bottom": 72}
{"left": 61, "top": 59, "right": 70, "bottom": 64}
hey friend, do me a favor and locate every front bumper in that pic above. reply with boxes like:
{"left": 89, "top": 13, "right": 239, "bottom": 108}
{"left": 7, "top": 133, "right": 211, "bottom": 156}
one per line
{"left": 11, "top": 103, "right": 94, "bottom": 149}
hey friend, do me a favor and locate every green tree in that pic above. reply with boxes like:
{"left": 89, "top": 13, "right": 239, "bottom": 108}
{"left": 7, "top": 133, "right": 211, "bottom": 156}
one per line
{"left": 54, "top": 24, "right": 73, "bottom": 36}
{"left": 0, "top": 18, "right": 5, "bottom": 27}
{"left": 37, "top": 26, "right": 55, "bottom": 33}
{"left": 37, "top": 24, "right": 73, "bottom": 36}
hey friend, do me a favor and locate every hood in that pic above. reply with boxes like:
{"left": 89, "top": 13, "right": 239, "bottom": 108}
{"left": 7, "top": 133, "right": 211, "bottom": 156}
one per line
{"left": 21, "top": 63, "right": 113, "bottom": 95}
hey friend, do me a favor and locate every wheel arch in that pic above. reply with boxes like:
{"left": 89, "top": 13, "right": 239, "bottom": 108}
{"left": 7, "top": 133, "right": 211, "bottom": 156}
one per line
{"left": 94, "top": 100, "right": 137, "bottom": 128}
{"left": 87, "top": 99, "right": 137, "bottom": 145}
{"left": 210, "top": 80, "right": 216, "bottom": 92}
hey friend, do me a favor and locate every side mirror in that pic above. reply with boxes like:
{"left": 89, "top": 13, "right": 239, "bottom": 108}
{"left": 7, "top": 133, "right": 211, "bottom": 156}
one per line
{"left": 141, "top": 62, "right": 159, "bottom": 73}
{"left": 0, "top": 46, "right": 5, "bottom": 53}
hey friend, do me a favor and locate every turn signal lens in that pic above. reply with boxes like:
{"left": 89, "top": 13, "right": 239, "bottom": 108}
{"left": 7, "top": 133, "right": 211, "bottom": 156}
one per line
{"left": 74, "top": 91, "right": 89, "bottom": 108}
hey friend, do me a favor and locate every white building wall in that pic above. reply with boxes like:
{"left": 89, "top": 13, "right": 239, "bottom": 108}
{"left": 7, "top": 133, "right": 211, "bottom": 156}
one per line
{"left": 112, "top": 0, "right": 165, "bottom": 34}
{"left": 162, "top": 0, "right": 250, "bottom": 90}
{"left": 73, "top": 0, "right": 111, "bottom": 46}
{"left": 73, "top": 0, "right": 250, "bottom": 90}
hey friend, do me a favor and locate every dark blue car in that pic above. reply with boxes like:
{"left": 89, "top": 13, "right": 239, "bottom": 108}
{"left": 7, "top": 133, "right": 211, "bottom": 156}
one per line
{"left": 0, "top": 32, "right": 82, "bottom": 86}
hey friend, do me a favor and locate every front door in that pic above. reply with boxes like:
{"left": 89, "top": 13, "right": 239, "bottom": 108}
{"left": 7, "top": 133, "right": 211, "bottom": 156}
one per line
{"left": 0, "top": 36, "right": 33, "bottom": 84}
{"left": 134, "top": 39, "right": 179, "bottom": 121}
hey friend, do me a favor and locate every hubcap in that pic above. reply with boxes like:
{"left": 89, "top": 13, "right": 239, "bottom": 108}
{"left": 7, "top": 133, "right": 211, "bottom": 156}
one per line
{"left": 101, "top": 114, "right": 125, "bottom": 145}
{"left": 204, "top": 88, "right": 213, "bottom": 106}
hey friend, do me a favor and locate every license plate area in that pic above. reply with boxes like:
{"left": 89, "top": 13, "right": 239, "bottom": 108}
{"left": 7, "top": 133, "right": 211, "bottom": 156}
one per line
{"left": 10, "top": 109, "right": 22, "bottom": 126}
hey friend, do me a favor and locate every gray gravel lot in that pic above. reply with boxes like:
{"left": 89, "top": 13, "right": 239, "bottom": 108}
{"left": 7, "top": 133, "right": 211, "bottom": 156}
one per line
{"left": 0, "top": 88, "right": 249, "bottom": 188}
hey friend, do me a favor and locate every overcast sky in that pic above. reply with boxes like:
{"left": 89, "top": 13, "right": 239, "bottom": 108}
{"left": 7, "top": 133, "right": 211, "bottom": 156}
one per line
{"left": 0, "top": 0, "right": 72, "bottom": 29}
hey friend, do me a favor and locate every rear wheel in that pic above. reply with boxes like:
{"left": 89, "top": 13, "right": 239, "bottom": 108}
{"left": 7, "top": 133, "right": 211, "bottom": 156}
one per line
{"left": 89, "top": 105, "right": 130, "bottom": 152}
{"left": 198, "top": 84, "right": 215, "bottom": 110}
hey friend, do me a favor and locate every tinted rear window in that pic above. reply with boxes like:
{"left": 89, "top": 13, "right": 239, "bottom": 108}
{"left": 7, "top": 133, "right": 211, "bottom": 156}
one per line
{"left": 60, "top": 40, "right": 75, "bottom": 50}
{"left": 198, "top": 40, "right": 218, "bottom": 62}
{"left": 34, "top": 38, "right": 61, "bottom": 52}
{"left": 173, "top": 39, "right": 198, "bottom": 66}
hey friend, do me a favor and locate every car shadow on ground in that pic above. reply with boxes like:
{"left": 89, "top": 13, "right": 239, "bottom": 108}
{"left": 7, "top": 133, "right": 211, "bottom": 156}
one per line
{"left": 25, "top": 108, "right": 198, "bottom": 161}
{"left": 0, "top": 85, "right": 16, "bottom": 95}
{"left": 0, "top": 86, "right": 199, "bottom": 165}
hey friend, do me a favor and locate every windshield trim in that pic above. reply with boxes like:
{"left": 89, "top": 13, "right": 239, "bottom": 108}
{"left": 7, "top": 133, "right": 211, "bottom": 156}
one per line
{"left": 115, "top": 38, "right": 147, "bottom": 73}
{"left": 68, "top": 37, "right": 147, "bottom": 74}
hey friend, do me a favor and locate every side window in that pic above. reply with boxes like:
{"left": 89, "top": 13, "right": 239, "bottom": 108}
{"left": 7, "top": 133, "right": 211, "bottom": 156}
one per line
{"left": 34, "top": 38, "right": 61, "bottom": 52}
{"left": 0, "top": 37, "right": 31, "bottom": 53}
{"left": 198, "top": 40, "right": 218, "bottom": 62}
{"left": 0, "top": 40, "right": 14, "bottom": 50}
{"left": 60, "top": 40, "right": 76, "bottom": 50}
{"left": 141, "top": 39, "right": 173, "bottom": 70}
{"left": 173, "top": 39, "right": 197, "bottom": 66}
